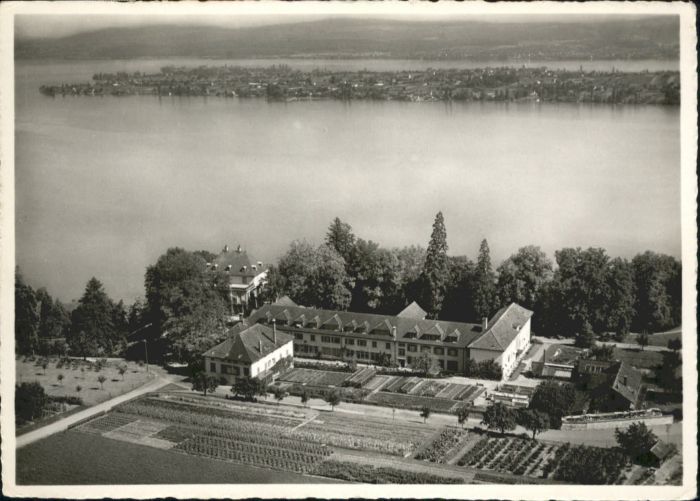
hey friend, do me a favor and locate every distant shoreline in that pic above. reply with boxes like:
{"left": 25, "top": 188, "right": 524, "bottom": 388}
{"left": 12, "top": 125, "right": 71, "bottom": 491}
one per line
{"left": 37, "top": 65, "right": 681, "bottom": 106}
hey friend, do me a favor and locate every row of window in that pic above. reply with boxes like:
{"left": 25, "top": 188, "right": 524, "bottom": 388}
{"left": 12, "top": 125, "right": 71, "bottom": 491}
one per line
{"left": 211, "top": 362, "right": 249, "bottom": 377}
{"left": 292, "top": 332, "right": 460, "bottom": 357}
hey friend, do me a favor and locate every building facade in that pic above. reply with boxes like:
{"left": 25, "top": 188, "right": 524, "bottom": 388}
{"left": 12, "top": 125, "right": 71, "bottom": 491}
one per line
{"left": 247, "top": 301, "right": 533, "bottom": 380}
{"left": 203, "top": 323, "right": 293, "bottom": 384}
{"left": 208, "top": 245, "right": 268, "bottom": 318}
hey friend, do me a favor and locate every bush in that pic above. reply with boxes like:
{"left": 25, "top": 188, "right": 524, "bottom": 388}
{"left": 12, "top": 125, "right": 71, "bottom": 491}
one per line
{"left": 49, "top": 395, "right": 84, "bottom": 406}
{"left": 16, "top": 382, "right": 48, "bottom": 425}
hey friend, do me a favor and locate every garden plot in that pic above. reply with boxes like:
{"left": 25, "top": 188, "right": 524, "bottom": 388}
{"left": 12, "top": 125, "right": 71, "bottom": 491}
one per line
{"left": 278, "top": 368, "right": 349, "bottom": 387}
{"left": 363, "top": 375, "right": 392, "bottom": 392}
{"left": 78, "top": 413, "right": 137, "bottom": 434}
{"left": 293, "top": 411, "right": 434, "bottom": 457}
{"left": 103, "top": 419, "right": 175, "bottom": 449}
{"left": 410, "top": 380, "right": 449, "bottom": 397}
{"left": 415, "top": 427, "right": 470, "bottom": 463}
{"left": 456, "top": 436, "right": 629, "bottom": 484}
{"left": 366, "top": 391, "right": 458, "bottom": 413}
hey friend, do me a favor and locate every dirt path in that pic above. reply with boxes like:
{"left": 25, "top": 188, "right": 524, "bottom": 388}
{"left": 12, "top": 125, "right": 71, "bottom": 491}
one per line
{"left": 16, "top": 374, "right": 175, "bottom": 449}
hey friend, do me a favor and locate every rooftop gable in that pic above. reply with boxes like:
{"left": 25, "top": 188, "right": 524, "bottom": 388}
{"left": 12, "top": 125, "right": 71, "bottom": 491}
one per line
{"left": 468, "top": 303, "right": 533, "bottom": 352}
{"left": 397, "top": 301, "right": 428, "bottom": 320}
{"left": 203, "top": 323, "right": 293, "bottom": 364}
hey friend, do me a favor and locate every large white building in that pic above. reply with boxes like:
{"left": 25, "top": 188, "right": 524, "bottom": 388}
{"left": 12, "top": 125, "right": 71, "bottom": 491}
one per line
{"left": 247, "top": 301, "right": 533, "bottom": 380}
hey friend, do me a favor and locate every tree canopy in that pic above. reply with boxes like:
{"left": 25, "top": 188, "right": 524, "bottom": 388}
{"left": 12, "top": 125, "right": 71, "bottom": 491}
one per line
{"left": 69, "top": 277, "right": 123, "bottom": 358}
{"left": 481, "top": 402, "right": 516, "bottom": 434}
{"left": 15, "top": 268, "right": 39, "bottom": 355}
{"left": 529, "top": 380, "right": 576, "bottom": 429}
{"left": 145, "top": 247, "right": 228, "bottom": 362}
{"left": 615, "top": 422, "right": 658, "bottom": 464}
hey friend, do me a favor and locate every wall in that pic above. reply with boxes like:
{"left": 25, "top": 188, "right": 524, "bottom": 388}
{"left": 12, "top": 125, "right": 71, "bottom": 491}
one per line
{"left": 251, "top": 340, "right": 294, "bottom": 378}
{"left": 561, "top": 414, "right": 673, "bottom": 431}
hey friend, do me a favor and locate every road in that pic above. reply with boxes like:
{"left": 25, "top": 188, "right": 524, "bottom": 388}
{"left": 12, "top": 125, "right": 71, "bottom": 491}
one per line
{"left": 16, "top": 373, "right": 175, "bottom": 449}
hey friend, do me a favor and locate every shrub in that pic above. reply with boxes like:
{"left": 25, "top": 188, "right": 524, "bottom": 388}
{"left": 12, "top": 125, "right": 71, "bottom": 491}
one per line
{"left": 16, "top": 382, "right": 48, "bottom": 424}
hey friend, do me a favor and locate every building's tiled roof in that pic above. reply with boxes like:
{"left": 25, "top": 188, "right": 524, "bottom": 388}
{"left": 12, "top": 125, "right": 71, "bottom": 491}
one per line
{"left": 467, "top": 303, "right": 533, "bottom": 352}
{"left": 248, "top": 304, "right": 489, "bottom": 348}
{"left": 650, "top": 440, "right": 675, "bottom": 461}
{"left": 210, "top": 247, "right": 265, "bottom": 278}
{"left": 611, "top": 361, "right": 643, "bottom": 405}
{"left": 274, "top": 295, "right": 298, "bottom": 307}
{"left": 396, "top": 301, "right": 428, "bottom": 320}
{"left": 203, "top": 324, "right": 293, "bottom": 364}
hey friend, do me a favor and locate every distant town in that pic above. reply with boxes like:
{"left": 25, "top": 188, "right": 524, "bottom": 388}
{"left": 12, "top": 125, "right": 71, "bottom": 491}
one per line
{"left": 39, "top": 65, "right": 680, "bottom": 105}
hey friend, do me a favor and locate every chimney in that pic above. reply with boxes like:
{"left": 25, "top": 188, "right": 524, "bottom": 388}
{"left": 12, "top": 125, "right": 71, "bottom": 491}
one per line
{"left": 482, "top": 317, "right": 488, "bottom": 331}
{"left": 259, "top": 339, "right": 263, "bottom": 353}
{"left": 272, "top": 319, "right": 277, "bottom": 344}
{"left": 223, "top": 244, "right": 229, "bottom": 253}
{"left": 391, "top": 326, "right": 397, "bottom": 340}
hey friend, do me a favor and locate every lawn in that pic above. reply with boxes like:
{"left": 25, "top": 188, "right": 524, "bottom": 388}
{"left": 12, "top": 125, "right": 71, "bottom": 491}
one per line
{"left": 16, "top": 430, "right": 334, "bottom": 484}
{"left": 16, "top": 356, "right": 152, "bottom": 407}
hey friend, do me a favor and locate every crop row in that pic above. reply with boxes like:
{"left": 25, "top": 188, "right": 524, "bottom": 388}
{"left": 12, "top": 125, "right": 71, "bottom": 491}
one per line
{"left": 415, "top": 427, "right": 469, "bottom": 463}
{"left": 457, "top": 437, "right": 491, "bottom": 467}
{"left": 292, "top": 425, "right": 413, "bottom": 457}
{"left": 121, "top": 397, "right": 298, "bottom": 427}
{"left": 176, "top": 437, "right": 323, "bottom": 473}
{"left": 363, "top": 375, "right": 391, "bottom": 391}
{"left": 79, "top": 413, "right": 137, "bottom": 433}
{"left": 312, "top": 460, "right": 463, "bottom": 484}
{"left": 115, "top": 399, "right": 289, "bottom": 436}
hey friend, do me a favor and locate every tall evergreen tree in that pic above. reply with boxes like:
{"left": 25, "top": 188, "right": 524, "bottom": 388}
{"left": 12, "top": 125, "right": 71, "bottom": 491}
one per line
{"left": 325, "top": 217, "right": 356, "bottom": 263}
{"left": 15, "top": 267, "right": 39, "bottom": 355}
{"left": 420, "top": 212, "right": 449, "bottom": 318}
{"left": 631, "top": 251, "right": 682, "bottom": 332}
{"left": 69, "top": 277, "right": 116, "bottom": 357}
{"left": 473, "top": 239, "right": 498, "bottom": 319}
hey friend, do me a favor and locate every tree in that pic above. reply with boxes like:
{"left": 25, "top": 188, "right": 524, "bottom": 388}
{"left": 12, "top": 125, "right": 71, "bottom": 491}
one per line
{"left": 41, "top": 360, "right": 48, "bottom": 375}
{"left": 346, "top": 240, "right": 402, "bottom": 313}
{"left": 192, "top": 372, "right": 218, "bottom": 397}
{"left": 457, "top": 406, "right": 470, "bottom": 429}
{"left": 15, "top": 268, "right": 39, "bottom": 355}
{"left": 420, "top": 212, "right": 450, "bottom": 318}
{"left": 420, "top": 405, "right": 431, "bottom": 423}
{"left": 529, "top": 381, "right": 576, "bottom": 429}
{"left": 496, "top": 246, "right": 553, "bottom": 311}
{"left": 274, "top": 241, "right": 352, "bottom": 310}
{"left": 605, "top": 258, "right": 636, "bottom": 336}
{"left": 517, "top": 409, "right": 550, "bottom": 440}
{"left": 615, "top": 422, "right": 658, "bottom": 463}
{"left": 325, "top": 217, "right": 356, "bottom": 262}
{"left": 325, "top": 389, "right": 341, "bottom": 411}
{"left": 589, "top": 343, "right": 615, "bottom": 361}
{"left": 481, "top": 402, "right": 516, "bottom": 435}
{"left": 667, "top": 338, "right": 681, "bottom": 352}
{"left": 69, "top": 277, "right": 116, "bottom": 357}
{"left": 301, "top": 389, "right": 310, "bottom": 407}
{"left": 472, "top": 239, "right": 498, "bottom": 319}
{"left": 118, "top": 364, "right": 127, "bottom": 380}
{"left": 76, "top": 385, "right": 82, "bottom": 394}
{"left": 412, "top": 351, "right": 436, "bottom": 377}
{"left": 15, "top": 382, "right": 48, "bottom": 424}
{"left": 145, "top": 248, "right": 228, "bottom": 363}
{"left": 440, "top": 256, "right": 477, "bottom": 322}
{"left": 636, "top": 333, "right": 649, "bottom": 351}
{"left": 232, "top": 376, "right": 261, "bottom": 401}
{"left": 97, "top": 374, "right": 107, "bottom": 389}
{"left": 273, "top": 386, "right": 286, "bottom": 405}
{"left": 631, "top": 252, "right": 681, "bottom": 332}
{"left": 574, "top": 320, "right": 596, "bottom": 348}
{"left": 57, "top": 373, "right": 64, "bottom": 385}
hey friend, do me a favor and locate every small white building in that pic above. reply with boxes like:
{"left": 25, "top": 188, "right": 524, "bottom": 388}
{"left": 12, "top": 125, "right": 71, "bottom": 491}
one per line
{"left": 203, "top": 323, "right": 293, "bottom": 384}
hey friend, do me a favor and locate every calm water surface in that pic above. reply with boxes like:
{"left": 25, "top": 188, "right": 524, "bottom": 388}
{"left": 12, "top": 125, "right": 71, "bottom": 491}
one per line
{"left": 15, "top": 60, "right": 680, "bottom": 302}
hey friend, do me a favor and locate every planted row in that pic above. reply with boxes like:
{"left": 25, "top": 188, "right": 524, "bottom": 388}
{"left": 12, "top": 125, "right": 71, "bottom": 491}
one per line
{"left": 312, "top": 460, "right": 464, "bottom": 484}
{"left": 415, "top": 428, "right": 469, "bottom": 463}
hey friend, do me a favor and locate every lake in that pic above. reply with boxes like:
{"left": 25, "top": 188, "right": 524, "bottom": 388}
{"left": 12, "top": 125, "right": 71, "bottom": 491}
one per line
{"left": 14, "top": 59, "right": 680, "bottom": 303}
